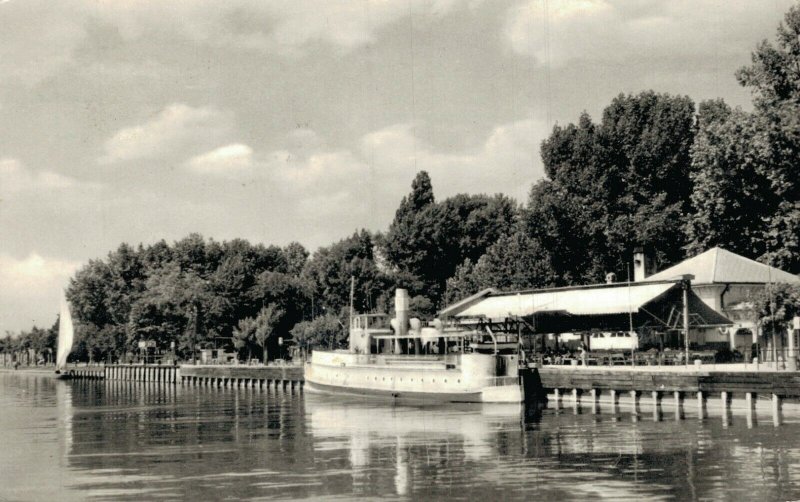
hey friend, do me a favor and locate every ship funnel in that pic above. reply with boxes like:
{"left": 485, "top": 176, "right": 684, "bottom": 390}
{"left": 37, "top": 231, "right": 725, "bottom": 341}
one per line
{"left": 394, "top": 289, "right": 409, "bottom": 338}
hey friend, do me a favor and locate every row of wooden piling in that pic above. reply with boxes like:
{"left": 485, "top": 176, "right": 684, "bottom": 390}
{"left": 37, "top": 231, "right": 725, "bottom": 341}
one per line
{"left": 551, "top": 387, "right": 785, "bottom": 426}
{"left": 104, "top": 364, "right": 178, "bottom": 383}
{"left": 69, "top": 368, "right": 104, "bottom": 380}
{"left": 179, "top": 375, "right": 302, "bottom": 391}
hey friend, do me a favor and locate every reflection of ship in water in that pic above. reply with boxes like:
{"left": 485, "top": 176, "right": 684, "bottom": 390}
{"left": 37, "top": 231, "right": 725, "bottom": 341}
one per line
{"left": 306, "top": 391, "right": 800, "bottom": 500}
{"left": 304, "top": 393, "right": 524, "bottom": 496}
{"left": 30, "top": 375, "right": 800, "bottom": 501}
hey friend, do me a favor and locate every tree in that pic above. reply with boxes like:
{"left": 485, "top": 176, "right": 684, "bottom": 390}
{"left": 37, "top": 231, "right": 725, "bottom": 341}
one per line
{"left": 445, "top": 231, "right": 558, "bottom": 303}
{"left": 253, "top": 304, "right": 284, "bottom": 363}
{"left": 527, "top": 91, "right": 696, "bottom": 284}
{"left": 282, "top": 242, "right": 309, "bottom": 276}
{"left": 381, "top": 172, "right": 519, "bottom": 307}
{"left": 736, "top": 5, "right": 800, "bottom": 107}
{"left": 685, "top": 106, "right": 774, "bottom": 258}
{"left": 380, "top": 171, "right": 437, "bottom": 287}
{"left": 232, "top": 316, "right": 257, "bottom": 362}
{"left": 685, "top": 4, "right": 800, "bottom": 273}
{"left": 303, "top": 230, "right": 387, "bottom": 315}
{"left": 290, "top": 314, "right": 345, "bottom": 350}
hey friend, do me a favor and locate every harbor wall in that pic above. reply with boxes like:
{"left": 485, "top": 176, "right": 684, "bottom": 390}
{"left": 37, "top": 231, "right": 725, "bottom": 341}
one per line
{"left": 179, "top": 364, "right": 304, "bottom": 389}
{"left": 537, "top": 367, "right": 800, "bottom": 397}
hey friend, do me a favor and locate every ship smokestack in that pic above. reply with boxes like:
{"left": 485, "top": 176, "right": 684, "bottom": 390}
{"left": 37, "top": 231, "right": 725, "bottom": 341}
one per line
{"left": 395, "top": 289, "right": 409, "bottom": 338}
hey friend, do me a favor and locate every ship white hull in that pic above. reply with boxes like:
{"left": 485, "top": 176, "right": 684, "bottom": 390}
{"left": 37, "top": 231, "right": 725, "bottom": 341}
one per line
{"left": 304, "top": 351, "right": 523, "bottom": 403}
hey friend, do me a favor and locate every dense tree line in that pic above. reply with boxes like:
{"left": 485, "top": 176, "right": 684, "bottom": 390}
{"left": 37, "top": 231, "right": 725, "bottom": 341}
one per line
{"left": 4, "top": 3, "right": 800, "bottom": 362}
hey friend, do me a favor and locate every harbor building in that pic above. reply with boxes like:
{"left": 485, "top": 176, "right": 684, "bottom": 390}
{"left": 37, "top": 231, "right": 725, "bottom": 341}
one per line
{"left": 638, "top": 247, "right": 800, "bottom": 353}
{"left": 440, "top": 278, "right": 732, "bottom": 364}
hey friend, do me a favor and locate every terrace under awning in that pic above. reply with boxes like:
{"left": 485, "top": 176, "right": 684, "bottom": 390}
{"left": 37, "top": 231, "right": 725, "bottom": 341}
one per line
{"left": 440, "top": 280, "right": 732, "bottom": 333}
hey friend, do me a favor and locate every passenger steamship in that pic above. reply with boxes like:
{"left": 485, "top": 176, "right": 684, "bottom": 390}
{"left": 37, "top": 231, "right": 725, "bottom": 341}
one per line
{"left": 304, "top": 289, "right": 526, "bottom": 403}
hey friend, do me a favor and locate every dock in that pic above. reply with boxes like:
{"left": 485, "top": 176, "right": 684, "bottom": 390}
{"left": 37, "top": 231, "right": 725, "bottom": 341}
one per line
{"left": 537, "top": 365, "right": 800, "bottom": 425}
{"left": 178, "top": 364, "right": 304, "bottom": 390}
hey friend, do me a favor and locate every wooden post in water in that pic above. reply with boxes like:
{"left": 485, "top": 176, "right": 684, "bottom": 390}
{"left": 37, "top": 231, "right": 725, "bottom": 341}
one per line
{"left": 697, "top": 391, "right": 706, "bottom": 419}
{"left": 590, "top": 389, "right": 600, "bottom": 414}
{"left": 772, "top": 393, "right": 782, "bottom": 426}
{"left": 721, "top": 391, "right": 730, "bottom": 428}
{"left": 630, "top": 390, "right": 639, "bottom": 414}
{"left": 746, "top": 392, "right": 756, "bottom": 428}
{"left": 610, "top": 389, "right": 619, "bottom": 413}
{"left": 674, "top": 391, "right": 683, "bottom": 420}
{"left": 553, "top": 388, "right": 561, "bottom": 410}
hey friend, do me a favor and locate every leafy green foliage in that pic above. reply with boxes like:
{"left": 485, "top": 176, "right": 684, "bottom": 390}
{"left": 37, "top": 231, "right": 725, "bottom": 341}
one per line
{"left": 290, "top": 314, "right": 345, "bottom": 349}
{"left": 380, "top": 171, "right": 518, "bottom": 308}
{"left": 687, "top": 6, "right": 800, "bottom": 273}
{"left": 445, "top": 231, "right": 558, "bottom": 304}
{"left": 6, "top": 3, "right": 800, "bottom": 361}
{"left": 527, "top": 91, "right": 696, "bottom": 283}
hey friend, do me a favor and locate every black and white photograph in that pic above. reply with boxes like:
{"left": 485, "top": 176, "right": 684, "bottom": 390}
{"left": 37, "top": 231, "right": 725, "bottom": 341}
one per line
{"left": 2, "top": 1, "right": 800, "bottom": 500}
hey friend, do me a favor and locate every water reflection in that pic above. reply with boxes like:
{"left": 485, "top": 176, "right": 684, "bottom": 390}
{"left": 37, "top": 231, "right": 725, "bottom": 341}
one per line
{"left": 3, "top": 373, "right": 800, "bottom": 500}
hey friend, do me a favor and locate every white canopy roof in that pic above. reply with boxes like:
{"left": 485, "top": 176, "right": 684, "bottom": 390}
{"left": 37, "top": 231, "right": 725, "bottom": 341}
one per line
{"left": 449, "top": 282, "right": 674, "bottom": 319}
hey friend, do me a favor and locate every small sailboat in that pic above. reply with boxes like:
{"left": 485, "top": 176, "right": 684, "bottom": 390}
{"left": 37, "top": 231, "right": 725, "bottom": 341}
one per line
{"left": 54, "top": 295, "right": 74, "bottom": 379}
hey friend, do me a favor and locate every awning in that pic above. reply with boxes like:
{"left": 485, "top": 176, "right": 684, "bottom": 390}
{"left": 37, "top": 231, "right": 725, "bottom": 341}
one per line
{"left": 441, "top": 281, "right": 732, "bottom": 333}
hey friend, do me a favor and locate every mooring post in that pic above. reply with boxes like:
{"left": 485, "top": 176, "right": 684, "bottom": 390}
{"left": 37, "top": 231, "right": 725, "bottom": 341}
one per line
{"left": 674, "top": 391, "right": 683, "bottom": 420}
{"left": 572, "top": 388, "right": 580, "bottom": 410}
{"left": 772, "top": 393, "right": 782, "bottom": 427}
{"left": 553, "top": 388, "right": 561, "bottom": 410}
{"left": 610, "top": 389, "right": 619, "bottom": 413}
{"left": 651, "top": 391, "right": 661, "bottom": 421}
{"left": 590, "top": 389, "right": 600, "bottom": 414}
{"left": 697, "top": 391, "right": 706, "bottom": 419}
{"left": 630, "top": 390, "right": 639, "bottom": 414}
{"left": 721, "top": 391, "right": 731, "bottom": 428}
{"left": 746, "top": 392, "right": 756, "bottom": 428}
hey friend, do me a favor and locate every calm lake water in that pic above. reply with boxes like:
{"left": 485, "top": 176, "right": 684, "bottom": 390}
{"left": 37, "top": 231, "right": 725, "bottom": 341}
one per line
{"left": 2, "top": 372, "right": 800, "bottom": 501}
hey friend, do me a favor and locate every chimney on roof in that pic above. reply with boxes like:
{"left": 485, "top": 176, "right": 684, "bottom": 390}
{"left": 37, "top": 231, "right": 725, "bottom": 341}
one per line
{"left": 633, "top": 247, "right": 650, "bottom": 282}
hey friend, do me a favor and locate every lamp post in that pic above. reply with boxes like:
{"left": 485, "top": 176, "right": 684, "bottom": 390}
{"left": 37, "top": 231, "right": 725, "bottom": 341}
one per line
{"left": 681, "top": 274, "right": 695, "bottom": 366}
{"left": 193, "top": 303, "right": 198, "bottom": 365}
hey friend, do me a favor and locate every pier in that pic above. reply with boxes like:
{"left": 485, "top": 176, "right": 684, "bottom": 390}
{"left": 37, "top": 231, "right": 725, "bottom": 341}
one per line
{"left": 104, "top": 364, "right": 179, "bottom": 383}
{"left": 100, "top": 364, "right": 305, "bottom": 389}
{"left": 537, "top": 365, "right": 800, "bottom": 425}
{"left": 179, "top": 365, "right": 304, "bottom": 390}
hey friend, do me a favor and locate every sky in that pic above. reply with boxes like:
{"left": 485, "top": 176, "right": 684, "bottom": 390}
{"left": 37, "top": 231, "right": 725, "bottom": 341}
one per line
{"left": 0, "top": 0, "right": 797, "bottom": 333}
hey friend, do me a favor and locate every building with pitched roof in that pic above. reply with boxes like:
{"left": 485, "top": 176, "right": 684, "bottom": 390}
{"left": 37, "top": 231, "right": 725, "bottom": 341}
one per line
{"left": 638, "top": 247, "right": 800, "bottom": 351}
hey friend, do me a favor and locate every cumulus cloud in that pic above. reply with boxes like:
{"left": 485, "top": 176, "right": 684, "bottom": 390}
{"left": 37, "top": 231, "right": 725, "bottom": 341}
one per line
{"left": 0, "top": 158, "right": 100, "bottom": 195}
{"left": 0, "top": 253, "right": 80, "bottom": 332}
{"left": 505, "top": 0, "right": 797, "bottom": 67}
{"left": 89, "top": 0, "right": 476, "bottom": 54}
{"left": 185, "top": 143, "right": 254, "bottom": 175}
{"left": 100, "top": 103, "right": 234, "bottom": 164}
{"left": 0, "top": 253, "right": 79, "bottom": 294}
{"left": 241, "top": 117, "right": 548, "bottom": 230}
{"left": 359, "top": 119, "right": 547, "bottom": 199}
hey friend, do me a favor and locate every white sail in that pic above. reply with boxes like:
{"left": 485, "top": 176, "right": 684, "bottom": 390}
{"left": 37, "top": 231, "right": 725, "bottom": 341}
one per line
{"left": 55, "top": 295, "right": 74, "bottom": 372}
